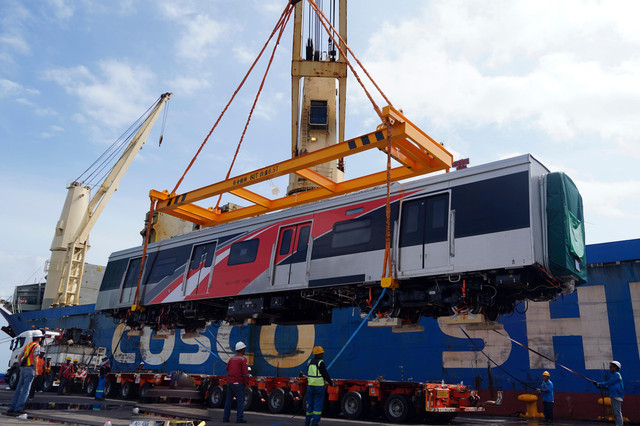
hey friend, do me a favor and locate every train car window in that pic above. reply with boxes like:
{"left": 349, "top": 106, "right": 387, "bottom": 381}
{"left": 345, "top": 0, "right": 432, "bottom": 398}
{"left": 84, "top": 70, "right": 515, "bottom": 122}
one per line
{"left": 228, "top": 238, "right": 260, "bottom": 266}
{"left": 99, "top": 259, "right": 128, "bottom": 291}
{"left": 425, "top": 194, "right": 449, "bottom": 243}
{"left": 279, "top": 230, "right": 293, "bottom": 255}
{"left": 297, "top": 225, "right": 311, "bottom": 252}
{"left": 147, "top": 256, "right": 177, "bottom": 283}
{"left": 400, "top": 200, "right": 422, "bottom": 247}
{"left": 331, "top": 218, "right": 372, "bottom": 248}
{"left": 189, "top": 242, "right": 216, "bottom": 271}
{"left": 123, "top": 258, "right": 142, "bottom": 289}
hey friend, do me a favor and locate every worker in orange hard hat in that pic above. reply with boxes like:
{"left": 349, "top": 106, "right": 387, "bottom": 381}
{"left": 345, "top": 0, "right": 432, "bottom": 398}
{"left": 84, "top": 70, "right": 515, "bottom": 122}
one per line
{"left": 537, "top": 371, "right": 554, "bottom": 423}
{"left": 306, "top": 346, "right": 334, "bottom": 426}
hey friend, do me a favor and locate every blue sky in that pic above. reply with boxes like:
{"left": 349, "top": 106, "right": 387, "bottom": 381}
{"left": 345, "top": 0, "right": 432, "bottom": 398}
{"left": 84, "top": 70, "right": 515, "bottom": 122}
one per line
{"left": 1, "top": 0, "right": 639, "bottom": 304}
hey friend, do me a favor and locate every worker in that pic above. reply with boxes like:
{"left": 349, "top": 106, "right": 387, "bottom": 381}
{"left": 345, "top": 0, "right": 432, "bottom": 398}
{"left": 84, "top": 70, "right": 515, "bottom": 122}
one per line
{"left": 136, "top": 361, "right": 145, "bottom": 372}
{"left": 537, "top": 371, "right": 554, "bottom": 423}
{"left": 595, "top": 361, "right": 624, "bottom": 426}
{"left": 58, "top": 357, "right": 74, "bottom": 395}
{"left": 223, "top": 341, "right": 249, "bottom": 424}
{"left": 306, "top": 346, "right": 334, "bottom": 426}
{"left": 29, "top": 351, "right": 46, "bottom": 399}
{"left": 95, "top": 356, "right": 111, "bottom": 400}
{"left": 7, "top": 329, "right": 43, "bottom": 416}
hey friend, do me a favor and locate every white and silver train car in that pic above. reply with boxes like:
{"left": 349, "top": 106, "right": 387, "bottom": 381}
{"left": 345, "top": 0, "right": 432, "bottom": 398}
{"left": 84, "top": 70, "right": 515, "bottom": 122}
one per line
{"left": 96, "top": 154, "right": 586, "bottom": 328}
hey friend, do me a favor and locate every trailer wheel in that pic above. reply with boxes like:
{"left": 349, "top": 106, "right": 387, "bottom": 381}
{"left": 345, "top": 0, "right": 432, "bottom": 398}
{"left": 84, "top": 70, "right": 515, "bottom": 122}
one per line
{"left": 121, "top": 381, "right": 138, "bottom": 399}
{"left": 341, "top": 391, "right": 367, "bottom": 420}
{"left": 267, "top": 388, "right": 291, "bottom": 414}
{"left": 85, "top": 377, "right": 97, "bottom": 397}
{"left": 384, "top": 393, "right": 413, "bottom": 423}
{"left": 104, "top": 379, "right": 119, "bottom": 398}
{"left": 8, "top": 369, "right": 19, "bottom": 390}
{"left": 243, "top": 387, "right": 255, "bottom": 411}
{"left": 140, "top": 382, "right": 156, "bottom": 403}
{"left": 208, "top": 385, "right": 225, "bottom": 408}
{"left": 42, "top": 374, "right": 54, "bottom": 392}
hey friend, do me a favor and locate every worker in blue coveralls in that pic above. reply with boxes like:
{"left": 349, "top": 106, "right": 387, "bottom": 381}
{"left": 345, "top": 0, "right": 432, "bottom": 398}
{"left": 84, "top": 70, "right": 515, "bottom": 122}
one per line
{"left": 95, "top": 356, "right": 111, "bottom": 400}
{"left": 538, "top": 371, "right": 554, "bottom": 422}
{"left": 595, "top": 361, "right": 624, "bottom": 426}
{"left": 306, "top": 346, "right": 334, "bottom": 426}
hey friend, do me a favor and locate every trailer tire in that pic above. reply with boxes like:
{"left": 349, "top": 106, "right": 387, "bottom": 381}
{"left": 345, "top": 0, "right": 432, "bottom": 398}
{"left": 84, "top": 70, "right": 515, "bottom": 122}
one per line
{"left": 42, "top": 374, "right": 54, "bottom": 392}
{"left": 341, "top": 391, "right": 367, "bottom": 420}
{"left": 85, "top": 377, "right": 98, "bottom": 397}
{"left": 243, "top": 387, "right": 255, "bottom": 411}
{"left": 140, "top": 382, "right": 156, "bottom": 403}
{"left": 121, "top": 381, "right": 137, "bottom": 399}
{"left": 8, "top": 369, "right": 19, "bottom": 390}
{"left": 384, "top": 393, "right": 413, "bottom": 423}
{"left": 208, "top": 385, "right": 225, "bottom": 408}
{"left": 104, "top": 379, "right": 119, "bottom": 398}
{"left": 267, "top": 388, "right": 291, "bottom": 414}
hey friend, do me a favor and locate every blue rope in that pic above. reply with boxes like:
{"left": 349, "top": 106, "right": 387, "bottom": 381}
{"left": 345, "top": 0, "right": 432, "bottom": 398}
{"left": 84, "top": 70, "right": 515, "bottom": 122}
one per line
{"left": 327, "top": 287, "right": 387, "bottom": 370}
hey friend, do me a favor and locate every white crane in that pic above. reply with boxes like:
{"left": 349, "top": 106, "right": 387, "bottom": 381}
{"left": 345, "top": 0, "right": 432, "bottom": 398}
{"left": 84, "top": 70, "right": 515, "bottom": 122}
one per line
{"left": 41, "top": 93, "right": 172, "bottom": 308}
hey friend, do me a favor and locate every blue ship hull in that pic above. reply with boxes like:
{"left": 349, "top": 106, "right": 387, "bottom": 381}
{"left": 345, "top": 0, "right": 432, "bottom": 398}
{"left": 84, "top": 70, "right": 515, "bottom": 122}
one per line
{"left": 3, "top": 239, "right": 639, "bottom": 420}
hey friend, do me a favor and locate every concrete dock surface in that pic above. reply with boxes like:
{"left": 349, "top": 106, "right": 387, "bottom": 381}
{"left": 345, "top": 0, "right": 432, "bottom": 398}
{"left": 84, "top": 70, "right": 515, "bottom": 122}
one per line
{"left": 0, "top": 389, "right": 624, "bottom": 425}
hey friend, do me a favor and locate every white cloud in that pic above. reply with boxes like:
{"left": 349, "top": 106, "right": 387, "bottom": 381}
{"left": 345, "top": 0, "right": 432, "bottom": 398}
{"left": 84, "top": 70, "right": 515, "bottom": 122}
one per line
{"left": 358, "top": 1, "right": 640, "bottom": 151}
{"left": 0, "top": 78, "right": 22, "bottom": 97}
{"left": 48, "top": 0, "right": 74, "bottom": 20}
{"left": 577, "top": 178, "right": 640, "bottom": 220}
{"left": 42, "top": 60, "right": 156, "bottom": 129}
{"left": 170, "top": 76, "right": 211, "bottom": 95}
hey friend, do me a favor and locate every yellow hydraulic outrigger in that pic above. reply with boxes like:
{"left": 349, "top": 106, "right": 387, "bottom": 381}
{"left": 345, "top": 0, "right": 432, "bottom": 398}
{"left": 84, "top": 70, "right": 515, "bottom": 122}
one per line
{"left": 149, "top": 106, "right": 453, "bottom": 226}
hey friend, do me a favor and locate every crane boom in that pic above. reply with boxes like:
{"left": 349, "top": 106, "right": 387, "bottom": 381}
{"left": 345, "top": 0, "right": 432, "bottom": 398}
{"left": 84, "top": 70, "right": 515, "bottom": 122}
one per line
{"left": 42, "top": 93, "right": 172, "bottom": 308}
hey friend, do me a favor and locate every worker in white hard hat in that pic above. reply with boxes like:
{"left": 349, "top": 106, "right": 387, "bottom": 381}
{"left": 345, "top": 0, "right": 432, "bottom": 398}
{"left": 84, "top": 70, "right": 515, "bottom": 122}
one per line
{"left": 223, "top": 341, "right": 249, "bottom": 423}
{"left": 595, "top": 361, "right": 624, "bottom": 426}
{"left": 6, "top": 330, "right": 43, "bottom": 416}
{"left": 537, "top": 371, "right": 554, "bottom": 423}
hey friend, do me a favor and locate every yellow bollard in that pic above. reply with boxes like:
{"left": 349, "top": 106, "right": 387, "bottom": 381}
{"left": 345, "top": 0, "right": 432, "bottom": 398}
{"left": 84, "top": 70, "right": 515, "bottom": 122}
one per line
{"left": 518, "top": 394, "right": 544, "bottom": 418}
{"left": 598, "top": 396, "right": 630, "bottom": 422}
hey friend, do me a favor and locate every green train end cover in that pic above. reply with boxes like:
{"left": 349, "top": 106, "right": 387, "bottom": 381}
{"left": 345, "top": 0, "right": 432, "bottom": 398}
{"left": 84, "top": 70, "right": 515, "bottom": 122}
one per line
{"left": 546, "top": 172, "right": 587, "bottom": 283}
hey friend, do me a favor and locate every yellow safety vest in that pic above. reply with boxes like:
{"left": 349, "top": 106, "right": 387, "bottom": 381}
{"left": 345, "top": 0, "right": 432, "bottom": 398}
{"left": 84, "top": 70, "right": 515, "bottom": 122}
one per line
{"left": 23, "top": 342, "right": 39, "bottom": 367}
{"left": 307, "top": 359, "right": 325, "bottom": 386}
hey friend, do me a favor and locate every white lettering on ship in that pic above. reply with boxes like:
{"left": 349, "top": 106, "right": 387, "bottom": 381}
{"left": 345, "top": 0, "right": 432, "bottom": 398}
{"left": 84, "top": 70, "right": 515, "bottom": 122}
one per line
{"left": 437, "top": 320, "right": 512, "bottom": 368}
{"left": 260, "top": 324, "right": 315, "bottom": 368}
{"left": 526, "top": 285, "right": 612, "bottom": 370}
{"left": 179, "top": 330, "right": 211, "bottom": 365}
{"left": 626, "top": 282, "right": 640, "bottom": 361}
{"left": 112, "top": 324, "right": 135, "bottom": 364}
{"left": 140, "top": 327, "right": 175, "bottom": 365}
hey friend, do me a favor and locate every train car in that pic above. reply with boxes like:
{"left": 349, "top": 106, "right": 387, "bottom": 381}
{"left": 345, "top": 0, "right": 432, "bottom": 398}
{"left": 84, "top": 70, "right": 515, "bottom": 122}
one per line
{"left": 95, "top": 154, "right": 586, "bottom": 329}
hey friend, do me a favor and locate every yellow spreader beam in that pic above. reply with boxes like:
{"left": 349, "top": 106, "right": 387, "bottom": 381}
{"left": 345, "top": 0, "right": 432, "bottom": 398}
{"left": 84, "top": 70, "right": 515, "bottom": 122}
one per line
{"left": 150, "top": 106, "right": 453, "bottom": 227}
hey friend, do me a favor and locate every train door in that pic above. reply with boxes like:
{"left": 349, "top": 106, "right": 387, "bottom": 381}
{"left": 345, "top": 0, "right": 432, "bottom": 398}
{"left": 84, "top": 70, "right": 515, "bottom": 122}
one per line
{"left": 398, "top": 192, "right": 451, "bottom": 274}
{"left": 119, "top": 257, "right": 143, "bottom": 304}
{"left": 183, "top": 241, "right": 217, "bottom": 296}
{"left": 273, "top": 222, "right": 312, "bottom": 287}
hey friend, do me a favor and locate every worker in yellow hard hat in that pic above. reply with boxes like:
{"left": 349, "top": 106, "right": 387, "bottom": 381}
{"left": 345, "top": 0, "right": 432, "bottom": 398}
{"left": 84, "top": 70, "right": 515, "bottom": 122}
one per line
{"left": 306, "top": 346, "right": 334, "bottom": 426}
{"left": 538, "top": 371, "right": 554, "bottom": 423}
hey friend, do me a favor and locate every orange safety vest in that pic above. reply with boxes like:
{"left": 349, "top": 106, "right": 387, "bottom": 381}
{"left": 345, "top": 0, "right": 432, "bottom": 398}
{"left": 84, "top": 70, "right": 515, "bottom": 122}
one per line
{"left": 22, "top": 342, "right": 39, "bottom": 367}
{"left": 44, "top": 362, "right": 51, "bottom": 374}
{"left": 35, "top": 357, "right": 45, "bottom": 375}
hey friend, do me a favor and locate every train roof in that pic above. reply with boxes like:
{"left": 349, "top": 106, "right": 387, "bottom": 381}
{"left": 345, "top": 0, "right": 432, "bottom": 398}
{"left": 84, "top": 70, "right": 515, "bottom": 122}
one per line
{"left": 108, "top": 153, "right": 548, "bottom": 259}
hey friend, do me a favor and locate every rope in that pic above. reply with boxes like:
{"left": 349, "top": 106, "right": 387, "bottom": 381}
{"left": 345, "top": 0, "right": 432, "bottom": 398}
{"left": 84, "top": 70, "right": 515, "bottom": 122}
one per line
{"left": 458, "top": 326, "right": 538, "bottom": 391}
{"left": 171, "top": 3, "right": 295, "bottom": 196}
{"left": 327, "top": 288, "right": 387, "bottom": 370}
{"left": 214, "top": 5, "right": 294, "bottom": 211}
{"left": 132, "top": 198, "right": 156, "bottom": 310}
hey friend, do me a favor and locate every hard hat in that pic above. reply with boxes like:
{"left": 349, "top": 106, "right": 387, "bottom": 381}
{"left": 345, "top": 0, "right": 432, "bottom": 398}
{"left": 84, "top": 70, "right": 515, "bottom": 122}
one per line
{"left": 312, "top": 346, "right": 324, "bottom": 355}
{"left": 32, "top": 330, "right": 43, "bottom": 338}
{"left": 73, "top": 359, "right": 79, "bottom": 362}
{"left": 235, "top": 341, "right": 246, "bottom": 351}
{"left": 66, "top": 357, "right": 71, "bottom": 361}
{"left": 542, "top": 371, "right": 550, "bottom": 377}
{"left": 610, "top": 361, "right": 621, "bottom": 370}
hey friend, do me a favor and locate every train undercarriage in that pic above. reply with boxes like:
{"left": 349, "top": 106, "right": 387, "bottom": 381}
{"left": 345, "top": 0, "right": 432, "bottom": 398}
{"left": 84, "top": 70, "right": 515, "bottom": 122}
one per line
{"left": 109, "top": 265, "right": 571, "bottom": 331}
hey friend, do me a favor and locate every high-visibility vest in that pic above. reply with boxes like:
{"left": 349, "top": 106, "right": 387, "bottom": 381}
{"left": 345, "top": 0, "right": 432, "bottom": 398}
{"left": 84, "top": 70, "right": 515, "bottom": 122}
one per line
{"left": 307, "top": 359, "right": 325, "bottom": 386}
{"left": 35, "top": 357, "right": 45, "bottom": 375}
{"left": 23, "top": 342, "right": 39, "bottom": 367}
{"left": 44, "top": 362, "right": 51, "bottom": 374}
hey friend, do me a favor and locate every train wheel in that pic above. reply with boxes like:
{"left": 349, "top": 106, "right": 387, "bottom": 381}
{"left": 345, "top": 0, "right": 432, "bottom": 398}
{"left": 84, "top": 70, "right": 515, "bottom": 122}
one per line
{"left": 384, "top": 393, "right": 413, "bottom": 423}
{"left": 243, "top": 387, "right": 255, "bottom": 411}
{"left": 208, "top": 385, "right": 225, "bottom": 408}
{"left": 121, "top": 381, "right": 138, "bottom": 399}
{"left": 85, "top": 377, "right": 97, "bottom": 397}
{"left": 341, "top": 391, "right": 368, "bottom": 420}
{"left": 267, "top": 388, "right": 291, "bottom": 414}
{"left": 8, "top": 369, "right": 19, "bottom": 390}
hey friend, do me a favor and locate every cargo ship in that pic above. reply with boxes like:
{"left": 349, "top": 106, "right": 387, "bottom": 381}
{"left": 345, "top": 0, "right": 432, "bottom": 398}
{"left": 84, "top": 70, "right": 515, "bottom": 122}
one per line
{"left": 2, "top": 237, "right": 639, "bottom": 421}
{"left": 3, "top": 0, "right": 638, "bottom": 422}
